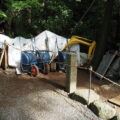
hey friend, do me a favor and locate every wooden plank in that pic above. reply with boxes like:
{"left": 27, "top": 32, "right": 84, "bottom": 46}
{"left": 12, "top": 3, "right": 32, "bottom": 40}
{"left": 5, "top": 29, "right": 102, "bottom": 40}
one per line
{"left": 0, "top": 47, "right": 5, "bottom": 66}
{"left": 108, "top": 95, "right": 120, "bottom": 106}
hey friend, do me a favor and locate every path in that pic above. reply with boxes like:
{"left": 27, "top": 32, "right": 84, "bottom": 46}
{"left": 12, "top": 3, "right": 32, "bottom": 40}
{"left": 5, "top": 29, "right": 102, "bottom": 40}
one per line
{"left": 0, "top": 71, "right": 100, "bottom": 120}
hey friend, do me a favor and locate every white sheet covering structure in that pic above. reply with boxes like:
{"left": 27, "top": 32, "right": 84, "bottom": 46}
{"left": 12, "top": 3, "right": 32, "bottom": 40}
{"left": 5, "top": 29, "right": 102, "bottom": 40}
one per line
{"left": 8, "top": 37, "right": 34, "bottom": 67}
{"left": 0, "top": 34, "right": 12, "bottom": 48}
{"left": 0, "top": 30, "right": 81, "bottom": 74}
{"left": 34, "top": 30, "right": 68, "bottom": 61}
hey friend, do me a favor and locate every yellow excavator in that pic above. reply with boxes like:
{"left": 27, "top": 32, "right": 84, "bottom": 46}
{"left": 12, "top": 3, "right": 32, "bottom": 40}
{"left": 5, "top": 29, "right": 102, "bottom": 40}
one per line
{"left": 63, "top": 35, "right": 96, "bottom": 62}
{"left": 50, "top": 36, "right": 96, "bottom": 71}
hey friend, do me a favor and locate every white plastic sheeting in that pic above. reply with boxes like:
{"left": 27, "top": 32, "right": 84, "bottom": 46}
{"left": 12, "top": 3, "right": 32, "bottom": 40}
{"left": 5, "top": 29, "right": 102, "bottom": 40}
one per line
{"left": 34, "top": 30, "right": 68, "bottom": 61}
{"left": 0, "top": 34, "right": 11, "bottom": 48}
{"left": 0, "top": 30, "right": 82, "bottom": 74}
{"left": 0, "top": 31, "right": 68, "bottom": 71}
{"left": 8, "top": 37, "right": 34, "bottom": 67}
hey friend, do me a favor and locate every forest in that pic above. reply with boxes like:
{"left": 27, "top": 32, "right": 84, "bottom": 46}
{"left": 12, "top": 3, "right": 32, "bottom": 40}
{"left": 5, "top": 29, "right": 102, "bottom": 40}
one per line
{"left": 0, "top": 0, "right": 120, "bottom": 68}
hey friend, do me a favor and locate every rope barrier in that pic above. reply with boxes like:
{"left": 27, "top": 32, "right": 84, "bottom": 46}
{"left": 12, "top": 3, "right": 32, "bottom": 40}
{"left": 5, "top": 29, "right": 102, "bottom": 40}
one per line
{"left": 88, "top": 66, "right": 92, "bottom": 105}
{"left": 54, "top": 61, "right": 120, "bottom": 88}
{"left": 0, "top": 41, "right": 120, "bottom": 88}
{"left": 89, "top": 69, "right": 120, "bottom": 87}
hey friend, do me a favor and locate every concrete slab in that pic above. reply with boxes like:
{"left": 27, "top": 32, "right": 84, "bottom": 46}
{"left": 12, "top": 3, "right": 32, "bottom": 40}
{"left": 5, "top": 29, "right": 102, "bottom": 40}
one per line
{"left": 89, "top": 100, "right": 116, "bottom": 120}
{"left": 70, "top": 89, "right": 100, "bottom": 105}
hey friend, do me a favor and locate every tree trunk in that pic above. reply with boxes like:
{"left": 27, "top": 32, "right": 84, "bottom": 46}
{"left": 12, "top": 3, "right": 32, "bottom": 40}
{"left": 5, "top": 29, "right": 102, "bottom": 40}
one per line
{"left": 92, "top": 0, "right": 114, "bottom": 70}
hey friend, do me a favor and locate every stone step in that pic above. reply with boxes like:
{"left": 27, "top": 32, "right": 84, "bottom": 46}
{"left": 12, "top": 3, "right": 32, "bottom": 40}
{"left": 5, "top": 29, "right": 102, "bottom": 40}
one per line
{"left": 70, "top": 89, "right": 100, "bottom": 105}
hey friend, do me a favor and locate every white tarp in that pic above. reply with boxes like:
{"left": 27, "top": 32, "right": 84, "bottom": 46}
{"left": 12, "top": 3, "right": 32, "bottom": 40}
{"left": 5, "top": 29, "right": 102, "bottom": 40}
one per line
{"left": 8, "top": 30, "right": 68, "bottom": 67}
{"left": 8, "top": 37, "right": 34, "bottom": 67}
{"left": 0, "top": 30, "right": 82, "bottom": 74}
{"left": 0, "top": 34, "right": 12, "bottom": 48}
{"left": 0, "top": 31, "right": 69, "bottom": 72}
{"left": 34, "top": 30, "right": 68, "bottom": 61}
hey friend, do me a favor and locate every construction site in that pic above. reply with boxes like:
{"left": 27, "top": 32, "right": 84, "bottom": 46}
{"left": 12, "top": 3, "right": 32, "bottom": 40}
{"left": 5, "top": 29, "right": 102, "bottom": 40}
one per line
{"left": 0, "top": 30, "right": 119, "bottom": 120}
{"left": 0, "top": 0, "right": 120, "bottom": 120}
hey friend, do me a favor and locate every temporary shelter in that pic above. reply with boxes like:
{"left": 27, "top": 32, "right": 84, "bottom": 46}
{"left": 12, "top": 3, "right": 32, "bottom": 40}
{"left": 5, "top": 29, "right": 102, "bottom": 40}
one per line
{"left": 0, "top": 30, "right": 81, "bottom": 74}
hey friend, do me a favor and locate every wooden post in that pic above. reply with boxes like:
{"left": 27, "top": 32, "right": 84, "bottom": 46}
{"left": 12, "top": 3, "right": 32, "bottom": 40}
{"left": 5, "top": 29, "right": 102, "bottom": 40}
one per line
{"left": 66, "top": 53, "right": 77, "bottom": 93}
{"left": 0, "top": 42, "right": 6, "bottom": 66}
{"left": 0, "top": 41, "right": 8, "bottom": 70}
{"left": 2, "top": 42, "right": 8, "bottom": 70}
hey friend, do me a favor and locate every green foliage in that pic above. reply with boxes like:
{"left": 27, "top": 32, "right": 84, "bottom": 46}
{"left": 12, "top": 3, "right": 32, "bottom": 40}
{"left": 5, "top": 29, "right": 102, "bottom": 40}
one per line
{"left": 41, "top": 0, "right": 73, "bottom": 36}
{"left": 11, "top": 0, "right": 42, "bottom": 12}
{"left": 0, "top": 10, "right": 7, "bottom": 19}
{"left": 11, "top": 0, "right": 42, "bottom": 16}
{"left": 12, "top": 1, "right": 30, "bottom": 11}
{"left": 0, "top": 10, "right": 7, "bottom": 24}
{"left": 0, "top": 0, "right": 119, "bottom": 41}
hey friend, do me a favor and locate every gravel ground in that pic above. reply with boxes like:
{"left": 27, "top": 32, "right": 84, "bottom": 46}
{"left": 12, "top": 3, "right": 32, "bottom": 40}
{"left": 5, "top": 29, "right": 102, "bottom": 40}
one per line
{"left": 0, "top": 71, "right": 100, "bottom": 120}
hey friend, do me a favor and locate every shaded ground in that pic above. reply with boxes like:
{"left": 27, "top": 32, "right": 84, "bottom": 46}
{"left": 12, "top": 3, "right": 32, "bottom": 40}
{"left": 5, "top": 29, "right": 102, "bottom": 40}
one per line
{"left": 38, "top": 69, "right": 120, "bottom": 113}
{"left": 77, "top": 70, "right": 120, "bottom": 113}
{"left": 39, "top": 69, "right": 120, "bottom": 100}
{"left": 0, "top": 69, "right": 100, "bottom": 120}
{"left": 77, "top": 70, "right": 120, "bottom": 100}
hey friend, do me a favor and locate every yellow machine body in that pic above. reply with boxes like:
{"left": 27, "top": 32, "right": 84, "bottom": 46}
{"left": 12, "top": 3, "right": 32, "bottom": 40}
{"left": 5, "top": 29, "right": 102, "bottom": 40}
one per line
{"left": 63, "top": 36, "right": 96, "bottom": 61}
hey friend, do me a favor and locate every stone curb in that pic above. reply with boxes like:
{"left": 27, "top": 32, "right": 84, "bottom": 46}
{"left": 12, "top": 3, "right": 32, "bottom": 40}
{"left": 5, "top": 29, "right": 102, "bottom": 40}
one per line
{"left": 69, "top": 89, "right": 100, "bottom": 105}
{"left": 69, "top": 89, "right": 118, "bottom": 120}
{"left": 110, "top": 113, "right": 120, "bottom": 120}
{"left": 89, "top": 100, "right": 116, "bottom": 120}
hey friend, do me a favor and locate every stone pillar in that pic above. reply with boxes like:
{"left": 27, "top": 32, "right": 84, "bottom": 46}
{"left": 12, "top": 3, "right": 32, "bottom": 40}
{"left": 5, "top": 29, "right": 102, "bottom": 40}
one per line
{"left": 66, "top": 53, "right": 77, "bottom": 93}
